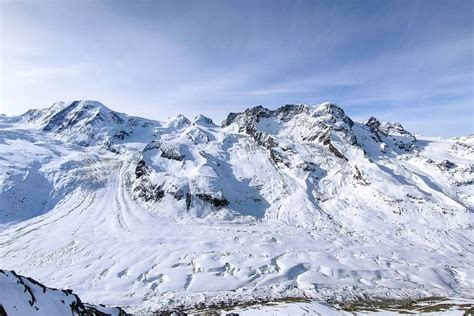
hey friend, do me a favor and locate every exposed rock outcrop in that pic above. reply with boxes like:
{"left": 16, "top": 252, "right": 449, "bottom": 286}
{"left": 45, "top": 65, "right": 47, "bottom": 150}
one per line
{"left": 0, "top": 270, "right": 127, "bottom": 315}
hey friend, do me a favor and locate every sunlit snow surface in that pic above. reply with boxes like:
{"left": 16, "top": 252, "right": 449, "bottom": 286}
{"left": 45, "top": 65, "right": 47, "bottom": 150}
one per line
{"left": 225, "top": 298, "right": 474, "bottom": 315}
{"left": 0, "top": 269, "right": 125, "bottom": 315}
{"left": 0, "top": 101, "right": 473, "bottom": 314}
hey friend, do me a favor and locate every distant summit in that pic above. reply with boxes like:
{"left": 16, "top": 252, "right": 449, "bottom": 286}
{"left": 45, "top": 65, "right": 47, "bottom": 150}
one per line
{"left": 15, "top": 100, "right": 160, "bottom": 146}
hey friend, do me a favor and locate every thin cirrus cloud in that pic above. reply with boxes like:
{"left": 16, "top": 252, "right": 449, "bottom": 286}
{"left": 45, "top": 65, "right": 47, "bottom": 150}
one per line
{"left": 0, "top": 0, "right": 472, "bottom": 136}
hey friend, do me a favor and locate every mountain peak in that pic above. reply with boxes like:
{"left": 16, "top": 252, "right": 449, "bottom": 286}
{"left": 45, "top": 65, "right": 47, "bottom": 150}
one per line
{"left": 16, "top": 100, "right": 159, "bottom": 146}
{"left": 167, "top": 114, "right": 191, "bottom": 129}
{"left": 47, "top": 100, "right": 110, "bottom": 114}
{"left": 315, "top": 101, "right": 338, "bottom": 110}
{"left": 193, "top": 114, "right": 215, "bottom": 126}
{"left": 222, "top": 104, "right": 309, "bottom": 128}
{"left": 366, "top": 116, "right": 381, "bottom": 130}
{"left": 365, "top": 117, "right": 413, "bottom": 137}
{"left": 312, "top": 102, "right": 353, "bottom": 127}
{"left": 1, "top": 99, "right": 473, "bottom": 314}
{"left": 40, "top": 100, "right": 115, "bottom": 133}
{"left": 364, "top": 117, "right": 416, "bottom": 152}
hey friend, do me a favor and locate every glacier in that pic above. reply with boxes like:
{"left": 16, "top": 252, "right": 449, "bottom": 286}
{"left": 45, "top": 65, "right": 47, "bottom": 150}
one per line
{"left": 0, "top": 100, "right": 473, "bottom": 314}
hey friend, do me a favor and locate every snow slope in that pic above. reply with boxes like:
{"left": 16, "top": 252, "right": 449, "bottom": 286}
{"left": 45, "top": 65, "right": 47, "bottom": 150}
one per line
{"left": 0, "top": 269, "right": 125, "bottom": 316}
{"left": 2, "top": 269, "right": 470, "bottom": 315}
{"left": 225, "top": 298, "right": 474, "bottom": 315}
{"left": 0, "top": 100, "right": 473, "bottom": 313}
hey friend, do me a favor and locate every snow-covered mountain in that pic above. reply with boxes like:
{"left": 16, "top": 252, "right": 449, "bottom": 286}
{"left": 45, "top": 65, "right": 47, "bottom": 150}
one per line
{"left": 0, "top": 269, "right": 125, "bottom": 315}
{"left": 0, "top": 100, "right": 473, "bottom": 314}
{"left": 5, "top": 100, "right": 159, "bottom": 146}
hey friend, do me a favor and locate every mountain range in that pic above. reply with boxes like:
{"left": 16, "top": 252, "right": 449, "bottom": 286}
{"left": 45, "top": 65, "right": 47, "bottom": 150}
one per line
{"left": 0, "top": 100, "right": 472, "bottom": 314}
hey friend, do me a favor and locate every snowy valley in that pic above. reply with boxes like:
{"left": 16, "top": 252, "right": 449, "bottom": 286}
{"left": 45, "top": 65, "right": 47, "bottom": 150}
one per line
{"left": 0, "top": 100, "right": 473, "bottom": 315}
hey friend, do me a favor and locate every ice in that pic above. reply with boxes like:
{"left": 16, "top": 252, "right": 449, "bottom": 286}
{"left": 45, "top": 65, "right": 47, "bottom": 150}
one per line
{"left": 0, "top": 100, "right": 472, "bottom": 313}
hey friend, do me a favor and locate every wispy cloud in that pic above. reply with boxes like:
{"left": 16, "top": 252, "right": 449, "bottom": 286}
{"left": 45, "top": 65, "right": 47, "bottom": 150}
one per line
{"left": 0, "top": 0, "right": 472, "bottom": 136}
{"left": 14, "top": 63, "right": 92, "bottom": 84}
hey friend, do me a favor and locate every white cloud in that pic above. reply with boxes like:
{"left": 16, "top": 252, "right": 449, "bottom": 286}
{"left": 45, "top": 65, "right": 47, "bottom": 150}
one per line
{"left": 0, "top": 0, "right": 472, "bottom": 136}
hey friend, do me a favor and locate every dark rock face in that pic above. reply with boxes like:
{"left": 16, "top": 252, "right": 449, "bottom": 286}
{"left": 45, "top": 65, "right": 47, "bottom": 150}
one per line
{"left": 133, "top": 155, "right": 231, "bottom": 209}
{"left": 274, "top": 104, "right": 310, "bottom": 122}
{"left": 186, "top": 193, "right": 192, "bottom": 210}
{"left": 366, "top": 117, "right": 381, "bottom": 131}
{"left": 134, "top": 180, "right": 165, "bottom": 202}
{"left": 252, "top": 130, "right": 278, "bottom": 150}
{"left": 353, "top": 166, "right": 369, "bottom": 185}
{"left": 171, "top": 188, "right": 185, "bottom": 200}
{"left": 195, "top": 193, "right": 230, "bottom": 208}
{"left": 113, "top": 130, "right": 130, "bottom": 140}
{"left": 223, "top": 104, "right": 324, "bottom": 129}
{"left": 365, "top": 117, "right": 416, "bottom": 152}
{"left": 311, "top": 130, "right": 348, "bottom": 161}
{"left": 269, "top": 149, "right": 291, "bottom": 167}
{"left": 144, "top": 141, "right": 184, "bottom": 161}
{"left": 299, "top": 161, "right": 317, "bottom": 172}
{"left": 221, "top": 112, "right": 239, "bottom": 127}
{"left": 103, "top": 141, "right": 121, "bottom": 154}
{"left": 382, "top": 122, "right": 410, "bottom": 136}
{"left": 133, "top": 159, "right": 167, "bottom": 202}
{"left": 222, "top": 105, "right": 272, "bottom": 129}
{"left": 437, "top": 160, "right": 457, "bottom": 170}
{"left": 327, "top": 142, "right": 348, "bottom": 161}
{"left": 135, "top": 160, "right": 148, "bottom": 178}
{"left": 222, "top": 105, "right": 279, "bottom": 150}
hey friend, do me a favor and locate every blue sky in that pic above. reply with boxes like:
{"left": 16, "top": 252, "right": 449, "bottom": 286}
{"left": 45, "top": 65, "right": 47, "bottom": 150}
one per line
{"left": 1, "top": 0, "right": 472, "bottom": 136}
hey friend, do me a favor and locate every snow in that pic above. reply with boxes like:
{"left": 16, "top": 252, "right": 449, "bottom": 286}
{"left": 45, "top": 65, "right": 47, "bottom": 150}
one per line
{"left": 225, "top": 298, "right": 474, "bottom": 315}
{"left": 0, "top": 270, "right": 82, "bottom": 315}
{"left": 0, "top": 269, "right": 124, "bottom": 315}
{"left": 1, "top": 268, "right": 470, "bottom": 315}
{"left": 0, "top": 100, "right": 473, "bottom": 314}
